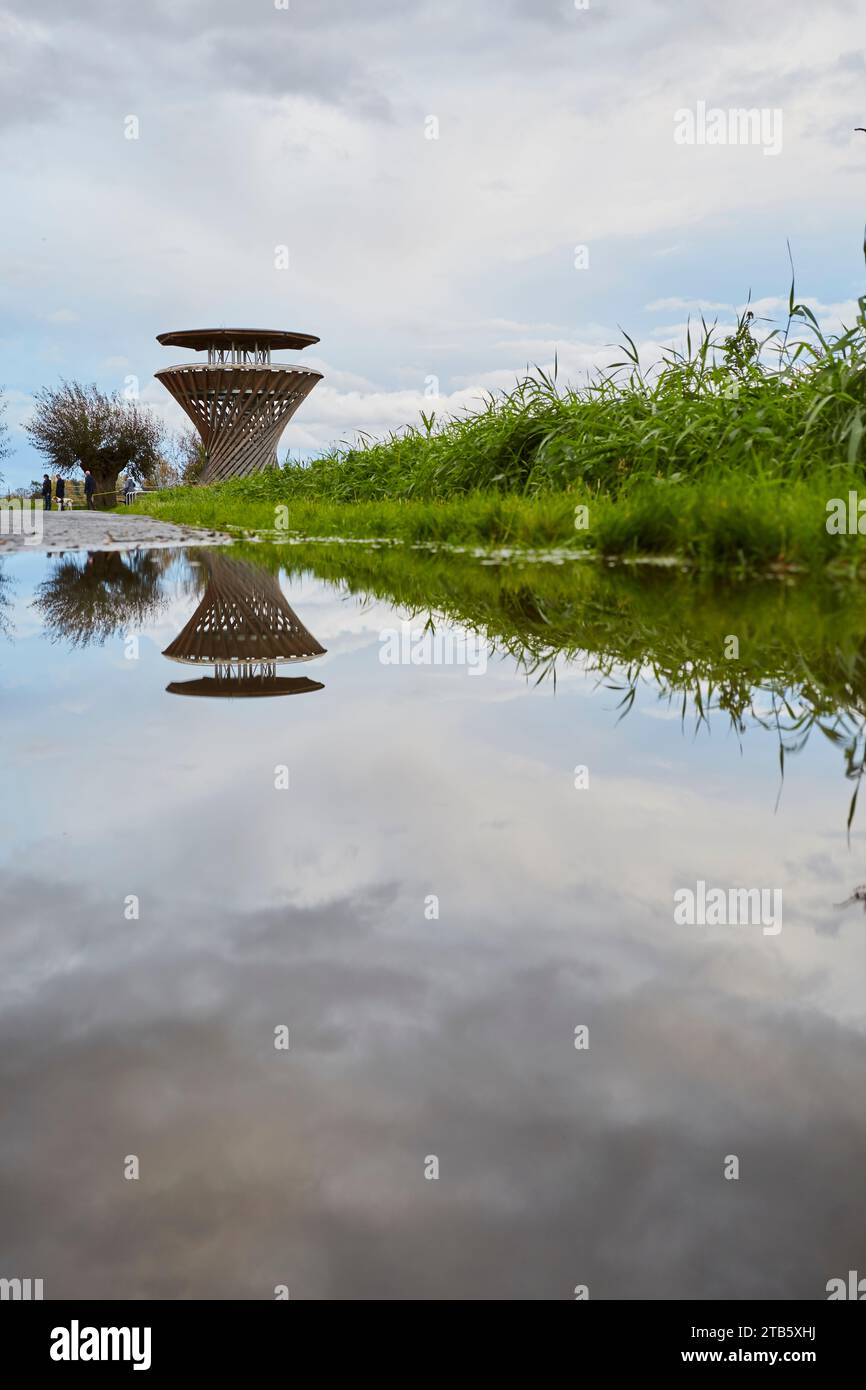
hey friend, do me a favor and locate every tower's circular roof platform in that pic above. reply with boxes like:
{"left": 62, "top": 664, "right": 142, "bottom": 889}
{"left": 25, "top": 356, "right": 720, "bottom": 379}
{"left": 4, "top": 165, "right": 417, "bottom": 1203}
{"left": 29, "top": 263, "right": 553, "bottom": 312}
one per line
{"left": 156, "top": 328, "right": 319, "bottom": 351}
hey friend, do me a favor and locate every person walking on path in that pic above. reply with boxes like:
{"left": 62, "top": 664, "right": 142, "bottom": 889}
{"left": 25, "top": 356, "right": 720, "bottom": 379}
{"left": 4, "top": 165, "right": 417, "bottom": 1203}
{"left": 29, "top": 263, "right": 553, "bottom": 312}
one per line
{"left": 84, "top": 469, "right": 96, "bottom": 509}
{"left": 55, "top": 476, "right": 66, "bottom": 511}
{"left": 124, "top": 475, "right": 136, "bottom": 506}
{"left": 41, "top": 475, "right": 52, "bottom": 511}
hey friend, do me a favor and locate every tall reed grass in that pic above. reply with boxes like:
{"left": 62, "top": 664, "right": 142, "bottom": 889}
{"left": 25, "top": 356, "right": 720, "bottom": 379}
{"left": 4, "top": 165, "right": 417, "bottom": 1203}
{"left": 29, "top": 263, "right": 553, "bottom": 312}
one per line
{"left": 131, "top": 288, "right": 866, "bottom": 568}
{"left": 273, "top": 293, "right": 866, "bottom": 501}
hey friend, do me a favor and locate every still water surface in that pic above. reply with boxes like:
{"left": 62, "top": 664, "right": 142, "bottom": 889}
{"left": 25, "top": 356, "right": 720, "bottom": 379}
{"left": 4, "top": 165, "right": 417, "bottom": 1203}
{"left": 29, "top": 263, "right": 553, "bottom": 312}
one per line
{"left": 0, "top": 544, "right": 864, "bottom": 1299}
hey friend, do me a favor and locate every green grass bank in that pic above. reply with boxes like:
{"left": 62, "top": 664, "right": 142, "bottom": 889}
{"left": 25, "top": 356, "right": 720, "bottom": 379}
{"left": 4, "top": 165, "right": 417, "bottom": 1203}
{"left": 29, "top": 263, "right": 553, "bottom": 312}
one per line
{"left": 130, "top": 301, "right": 866, "bottom": 573}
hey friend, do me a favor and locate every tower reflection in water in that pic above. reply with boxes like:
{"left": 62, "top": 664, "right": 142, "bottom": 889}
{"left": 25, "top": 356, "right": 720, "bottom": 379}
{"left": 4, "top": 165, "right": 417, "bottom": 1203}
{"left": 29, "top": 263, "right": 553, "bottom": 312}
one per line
{"left": 162, "top": 552, "right": 326, "bottom": 699}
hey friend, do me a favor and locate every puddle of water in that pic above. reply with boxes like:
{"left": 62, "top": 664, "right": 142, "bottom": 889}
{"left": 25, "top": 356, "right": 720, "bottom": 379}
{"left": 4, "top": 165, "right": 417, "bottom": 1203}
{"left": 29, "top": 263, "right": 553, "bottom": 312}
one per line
{"left": 0, "top": 543, "right": 864, "bottom": 1299}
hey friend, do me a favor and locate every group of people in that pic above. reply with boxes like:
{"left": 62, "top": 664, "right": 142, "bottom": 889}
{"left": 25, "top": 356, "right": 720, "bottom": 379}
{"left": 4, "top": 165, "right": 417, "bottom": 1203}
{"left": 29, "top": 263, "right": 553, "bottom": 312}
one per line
{"left": 40, "top": 472, "right": 136, "bottom": 510}
{"left": 41, "top": 471, "right": 95, "bottom": 510}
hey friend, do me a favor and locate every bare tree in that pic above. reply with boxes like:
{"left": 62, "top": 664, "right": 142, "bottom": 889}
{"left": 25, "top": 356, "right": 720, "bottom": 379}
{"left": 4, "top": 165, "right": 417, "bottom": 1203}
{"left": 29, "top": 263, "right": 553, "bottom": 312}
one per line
{"left": 0, "top": 389, "right": 11, "bottom": 487}
{"left": 25, "top": 381, "right": 164, "bottom": 509}
{"left": 149, "top": 452, "right": 183, "bottom": 491}
{"left": 172, "top": 426, "right": 207, "bottom": 485}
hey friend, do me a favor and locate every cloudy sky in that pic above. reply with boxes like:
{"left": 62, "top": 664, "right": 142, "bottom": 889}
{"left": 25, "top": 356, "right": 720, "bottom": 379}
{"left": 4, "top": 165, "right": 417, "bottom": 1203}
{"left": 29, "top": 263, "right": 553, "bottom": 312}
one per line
{"left": 1, "top": 0, "right": 865, "bottom": 487}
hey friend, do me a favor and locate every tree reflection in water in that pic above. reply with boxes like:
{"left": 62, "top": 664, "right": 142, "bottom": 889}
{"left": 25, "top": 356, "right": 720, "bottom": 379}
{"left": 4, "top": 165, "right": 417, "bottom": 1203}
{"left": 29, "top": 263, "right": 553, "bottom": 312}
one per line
{"left": 0, "top": 560, "right": 11, "bottom": 639}
{"left": 33, "top": 548, "right": 170, "bottom": 647}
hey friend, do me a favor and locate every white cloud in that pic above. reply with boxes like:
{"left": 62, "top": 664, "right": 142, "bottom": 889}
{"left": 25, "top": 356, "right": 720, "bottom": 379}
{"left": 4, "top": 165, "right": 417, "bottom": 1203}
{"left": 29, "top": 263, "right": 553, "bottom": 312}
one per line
{"left": 1, "top": 0, "right": 865, "bottom": 484}
{"left": 646, "top": 298, "right": 731, "bottom": 312}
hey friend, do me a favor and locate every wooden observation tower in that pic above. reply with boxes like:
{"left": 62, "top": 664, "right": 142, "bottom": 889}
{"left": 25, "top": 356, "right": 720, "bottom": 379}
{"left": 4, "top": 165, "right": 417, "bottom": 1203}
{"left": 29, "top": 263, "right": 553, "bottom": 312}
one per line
{"left": 155, "top": 328, "right": 322, "bottom": 483}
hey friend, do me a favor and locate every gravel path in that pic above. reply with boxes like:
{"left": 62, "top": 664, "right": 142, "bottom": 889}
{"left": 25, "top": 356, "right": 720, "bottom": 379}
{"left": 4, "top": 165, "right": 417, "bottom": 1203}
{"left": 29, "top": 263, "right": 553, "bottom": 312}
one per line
{"left": 0, "top": 509, "right": 232, "bottom": 553}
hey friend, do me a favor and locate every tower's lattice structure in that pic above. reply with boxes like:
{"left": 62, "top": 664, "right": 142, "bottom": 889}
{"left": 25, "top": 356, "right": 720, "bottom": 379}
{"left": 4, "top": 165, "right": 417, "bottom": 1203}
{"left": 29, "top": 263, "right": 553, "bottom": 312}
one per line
{"left": 155, "top": 328, "right": 322, "bottom": 483}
